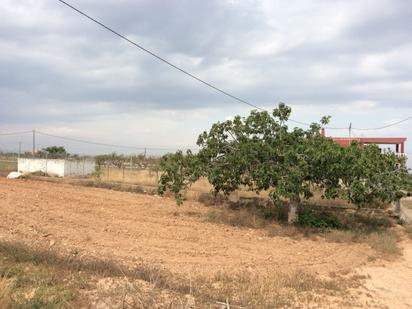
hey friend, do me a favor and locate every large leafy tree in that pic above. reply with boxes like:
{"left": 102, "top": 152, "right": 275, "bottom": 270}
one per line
{"left": 159, "top": 104, "right": 409, "bottom": 222}
{"left": 339, "top": 143, "right": 409, "bottom": 206}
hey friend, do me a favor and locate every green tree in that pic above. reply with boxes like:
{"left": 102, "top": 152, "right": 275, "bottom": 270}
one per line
{"left": 339, "top": 142, "right": 409, "bottom": 207}
{"left": 41, "top": 146, "right": 67, "bottom": 158}
{"left": 159, "top": 104, "right": 409, "bottom": 222}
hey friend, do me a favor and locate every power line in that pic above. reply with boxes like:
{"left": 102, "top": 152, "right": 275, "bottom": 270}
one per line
{"left": 56, "top": 0, "right": 412, "bottom": 132}
{"left": 290, "top": 114, "right": 412, "bottom": 131}
{"left": 0, "top": 130, "right": 32, "bottom": 136}
{"left": 1, "top": 118, "right": 410, "bottom": 156}
{"left": 56, "top": 0, "right": 262, "bottom": 111}
{"left": 352, "top": 116, "right": 412, "bottom": 131}
{"left": 36, "top": 131, "right": 194, "bottom": 151}
{"left": 287, "top": 118, "right": 347, "bottom": 130}
{"left": 53, "top": 1, "right": 357, "bottom": 130}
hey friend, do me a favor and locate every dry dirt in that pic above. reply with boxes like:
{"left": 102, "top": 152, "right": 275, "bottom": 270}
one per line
{"left": 356, "top": 198, "right": 412, "bottom": 309}
{"left": 0, "top": 178, "right": 371, "bottom": 275}
{"left": 358, "top": 237, "right": 412, "bottom": 309}
{"left": 1, "top": 178, "right": 412, "bottom": 308}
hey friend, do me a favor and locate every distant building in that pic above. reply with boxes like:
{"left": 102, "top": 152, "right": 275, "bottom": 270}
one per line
{"left": 321, "top": 128, "right": 406, "bottom": 156}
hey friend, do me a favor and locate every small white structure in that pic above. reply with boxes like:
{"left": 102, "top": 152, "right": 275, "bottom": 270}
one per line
{"left": 18, "top": 158, "right": 95, "bottom": 177}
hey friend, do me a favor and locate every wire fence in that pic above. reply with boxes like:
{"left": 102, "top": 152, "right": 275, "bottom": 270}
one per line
{"left": 0, "top": 159, "right": 17, "bottom": 176}
{"left": 0, "top": 152, "right": 17, "bottom": 176}
{"left": 0, "top": 150, "right": 163, "bottom": 187}
{"left": 98, "top": 165, "right": 160, "bottom": 187}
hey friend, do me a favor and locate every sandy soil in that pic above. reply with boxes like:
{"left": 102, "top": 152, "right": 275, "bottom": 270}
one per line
{"left": 358, "top": 238, "right": 412, "bottom": 309}
{"left": 1, "top": 178, "right": 412, "bottom": 308}
{"left": 0, "top": 178, "right": 371, "bottom": 275}
{"left": 357, "top": 199, "right": 412, "bottom": 309}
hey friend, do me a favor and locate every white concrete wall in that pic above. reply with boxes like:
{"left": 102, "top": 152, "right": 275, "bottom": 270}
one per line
{"left": 64, "top": 159, "right": 95, "bottom": 177}
{"left": 18, "top": 158, "right": 95, "bottom": 177}
{"left": 18, "top": 158, "right": 65, "bottom": 177}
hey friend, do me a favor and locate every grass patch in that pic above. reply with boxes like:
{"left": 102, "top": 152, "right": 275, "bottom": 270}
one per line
{"left": 81, "top": 180, "right": 153, "bottom": 194}
{"left": 402, "top": 199, "right": 412, "bottom": 210}
{"left": 337, "top": 211, "right": 393, "bottom": 232}
{"left": 203, "top": 202, "right": 401, "bottom": 256}
{"left": 0, "top": 240, "right": 363, "bottom": 308}
{"left": 0, "top": 241, "right": 140, "bottom": 280}
{"left": 405, "top": 224, "right": 412, "bottom": 240}
{"left": 205, "top": 200, "right": 393, "bottom": 232}
{"left": 98, "top": 167, "right": 159, "bottom": 187}
{"left": 0, "top": 241, "right": 191, "bottom": 298}
{"left": 366, "top": 230, "right": 401, "bottom": 256}
{"left": 0, "top": 259, "right": 79, "bottom": 308}
{"left": 0, "top": 276, "right": 12, "bottom": 309}
{"left": 26, "top": 175, "right": 158, "bottom": 196}
{"left": 205, "top": 208, "right": 265, "bottom": 228}
{"left": 326, "top": 229, "right": 401, "bottom": 256}
{"left": 197, "top": 192, "right": 226, "bottom": 206}
{"left": 323, "top": 210, "right": 401, "bottom": 256}
{"left": 190, "top": 268, "right": 363, "bottom": 308}
{"left": 0, "top": 241, "right": 181, "bottom": 308}
{"left": 0, "top": 160, "right": 17, "bottom": 171}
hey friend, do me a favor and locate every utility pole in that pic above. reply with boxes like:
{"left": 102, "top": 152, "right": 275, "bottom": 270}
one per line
{"left": 349, "top": 123, "right": 352, "bottom": 140}
{"left": 32, "top": 129, "right": 36, "bottom": 157}
{"left": 18, "top": 141, "right": 21, "bottom": 159}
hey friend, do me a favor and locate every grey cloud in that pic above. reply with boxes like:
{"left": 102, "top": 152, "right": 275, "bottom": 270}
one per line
{"left": 0, "top": 0, "right": 411, "bottom": 139}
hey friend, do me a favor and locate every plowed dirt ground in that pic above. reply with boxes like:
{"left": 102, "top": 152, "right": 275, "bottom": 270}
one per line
{"left": 1, "top": 178, "right": 412, "bottom": 308}
{"left": 0, "top": 178, "right": 371, "bottom": 275}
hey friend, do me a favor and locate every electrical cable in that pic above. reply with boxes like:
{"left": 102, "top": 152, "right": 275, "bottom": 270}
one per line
{"left": 0, "top": 130, "right": 32, "bottom": 136}
{"left": 352, "top": 115, "right": 412, "bottom": 131}
{"left": 56, "top": 0, "right": 351, "bottom": 129}
{"left": 53, "top": 0, "right": 411, "bottom": 133}
{"left": 56, "top": 0, "right": 262, "bottom": 111}
{"left": 36, "top": 131, "right": 195, "bottom": 151}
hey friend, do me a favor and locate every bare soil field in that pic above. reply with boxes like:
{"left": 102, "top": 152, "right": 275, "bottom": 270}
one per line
{"left": 359, "top": 239, "right": 412, "bottom": 309}
{"left": 1, "top": 178, "right": 412, "bottom": 308}
{"left": 0, "top": 178, "right": 372, "bottom": 275}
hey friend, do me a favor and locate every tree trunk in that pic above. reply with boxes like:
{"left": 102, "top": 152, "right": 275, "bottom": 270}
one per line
{"left": 288, "top": 195, "right": 300, "bottom": 224}
{"left": 394, "top": 199, "right": 401, "bottom": 217}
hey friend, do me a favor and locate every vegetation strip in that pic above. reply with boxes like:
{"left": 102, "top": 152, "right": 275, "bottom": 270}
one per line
{"left": 0, "top": 240, "right": 370, "bottom": 308}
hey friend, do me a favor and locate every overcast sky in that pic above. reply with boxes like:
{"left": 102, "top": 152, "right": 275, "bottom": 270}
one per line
{"left": 0, "top": 0, "right": 411, "bottom": 156}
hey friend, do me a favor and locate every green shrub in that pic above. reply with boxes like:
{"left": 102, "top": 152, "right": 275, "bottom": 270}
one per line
{"left": 260, "top": 203, "right": 289, "bottom": 222}
{"left": 298, "top": 208, "right": 340, "bottom": 229}
{"left": 337, "top": 212, "right": 392, "bottom": 232}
